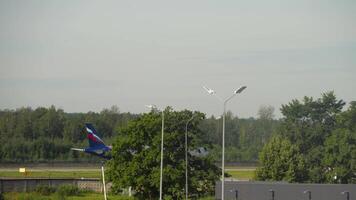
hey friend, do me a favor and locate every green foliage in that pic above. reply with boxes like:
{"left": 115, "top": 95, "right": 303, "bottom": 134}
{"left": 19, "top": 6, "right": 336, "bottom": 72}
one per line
{"left": 0, "top": 104, "right": 279, "bottom": 163}
{"left": 107, "top": 108, "right": 220, "bottom": 199}
{"left": 5, "top": 192, "right": 52, "bottom": 200}
{"left": 322, "top": 128, "right": 356, "bottom": 183}
{"left": 0, "top": 106, "right": 138, "bottom": 162}
{"left": 280, "top": 92, "right": 345, "bottom": 152}
{"left": 199, "top": 112, "right": 279, "bottom": 162}
{"left": 257, "top": 92, "right": 355, "bottom": 183}
{"left": 56, "top": 185, "right": 80, "bottom": 196}
{"left": 255, "top": 135, "right": 306, "bottom": 182}
{"left": 35, "top": 185, "right": 56, "bottom": 196}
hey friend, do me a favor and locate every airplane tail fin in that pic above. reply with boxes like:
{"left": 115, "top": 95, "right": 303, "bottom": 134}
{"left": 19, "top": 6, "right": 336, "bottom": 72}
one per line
{"left": 85, "top": 123, "right": 105, "bottom": 148}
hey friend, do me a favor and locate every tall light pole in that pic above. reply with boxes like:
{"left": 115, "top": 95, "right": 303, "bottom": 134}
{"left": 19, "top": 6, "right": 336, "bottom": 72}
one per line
{"left": 203, "top": 86, "right": 247, "bottom": 200}
{"left": 185, "top": 114, "right": 195, "bottom": 200}
{"left": 101, "top": 161, "right": 107, "bottom": 200}
{"left": 145, "top": 105, "right": 164, "bottom": 200}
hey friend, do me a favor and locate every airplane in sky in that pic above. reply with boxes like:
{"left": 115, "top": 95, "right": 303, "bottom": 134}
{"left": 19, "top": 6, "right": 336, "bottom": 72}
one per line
{"left": 71, "top": 123, "right": 112, "bottom": 159}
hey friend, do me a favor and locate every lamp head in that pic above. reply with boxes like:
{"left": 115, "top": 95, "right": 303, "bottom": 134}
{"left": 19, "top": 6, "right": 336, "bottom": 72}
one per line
{"left": 234, "top": 86, "right": 247, "bottom": 94}
{"left": 203, "top": 86, "right": 215, "bottom": 95}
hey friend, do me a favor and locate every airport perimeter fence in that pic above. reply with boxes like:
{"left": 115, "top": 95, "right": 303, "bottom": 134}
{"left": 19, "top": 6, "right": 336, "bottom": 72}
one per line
{"left": 0, "top": 178, "right": 111, "bottom": 193}
{"left": 215, "top": 181, "right": 355, "bottom": 200}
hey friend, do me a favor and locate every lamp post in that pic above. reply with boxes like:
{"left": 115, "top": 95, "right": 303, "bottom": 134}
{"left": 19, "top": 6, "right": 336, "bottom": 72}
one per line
{"left": 303, "top": 190, "right": 311, "bottom": 200}
{"left": 101, "top": 161, "right": 107, "bottom": 200}
{"left": 269, "top": 189, "right": 275, "bottom": 200}
{"left": 145, "top": 105, "right": 164, "bottom": 200}
{"left": 203, "top": 86, "right": 247, "bottom": 200}
{"left": 185, "top": 114, "right": 195, "bottom": 200}
{"left": 341, "top": 191, "right": 350, "bottom": 200}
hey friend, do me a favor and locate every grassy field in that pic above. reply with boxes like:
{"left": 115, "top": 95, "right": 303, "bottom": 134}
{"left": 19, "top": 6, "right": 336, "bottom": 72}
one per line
{"left": 0, "top": 170, "right": 101, "bottom": 179}
{"left": 225, "top": 167, "right": 256, "bottom": 180}
{"left": 0, "top": 169, "right": 256, "bottom": 180}
{"left": 3, "top": 192, "right": 134, "bottom": 200}
{"left": 226, "top": 170, "right": 255, "bottom": 180}
{"left": 3, "top": 192, "right": 214, "bottom": 200}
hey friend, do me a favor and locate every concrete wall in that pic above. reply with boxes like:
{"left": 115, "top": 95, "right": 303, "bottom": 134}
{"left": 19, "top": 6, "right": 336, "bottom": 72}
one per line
{"left": 215, "top": 181, "right": 355, "bottom": 200}
{"left": 0, "top": 178, "right": 110, "bottom": 193}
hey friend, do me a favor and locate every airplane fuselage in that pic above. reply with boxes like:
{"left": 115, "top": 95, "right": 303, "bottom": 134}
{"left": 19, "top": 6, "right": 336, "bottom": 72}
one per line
{"left": 84, "top": 146, "right": 112, "bottom": 159}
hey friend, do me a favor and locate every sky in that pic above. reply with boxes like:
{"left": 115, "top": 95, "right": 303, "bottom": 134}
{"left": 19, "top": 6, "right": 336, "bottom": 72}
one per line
{"left": 0, "top": 0, "right": 355, "bottom": 118}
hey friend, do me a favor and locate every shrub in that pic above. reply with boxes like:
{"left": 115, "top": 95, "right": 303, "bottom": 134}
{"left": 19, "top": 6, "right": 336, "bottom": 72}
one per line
{"left": 34, "top": 185, "right": 56, "bottom": 196}
{"left": 11, "top": 192, "right": 51, "bottom": 200}
{"left": 56, "top": 184, "right": 80, "bottom": 196}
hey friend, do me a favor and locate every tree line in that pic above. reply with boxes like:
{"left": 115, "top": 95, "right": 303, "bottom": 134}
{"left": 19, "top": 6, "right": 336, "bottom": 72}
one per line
{"left": 0, "top": 104, "right": 277, "bottom": 163}
{"left": 256, "top": 92, "right": 356, "bottom": 183}
{"left": 0, "top": 105, "right": 138, "bottom": 162}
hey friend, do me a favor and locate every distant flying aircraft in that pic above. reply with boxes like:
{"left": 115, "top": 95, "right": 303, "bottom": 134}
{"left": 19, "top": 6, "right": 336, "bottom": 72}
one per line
{"left": 189, "top": 147, "right": 209, "bottom": 157}
{"left": 71, "top": 123, "right": 112, "bottom": 159}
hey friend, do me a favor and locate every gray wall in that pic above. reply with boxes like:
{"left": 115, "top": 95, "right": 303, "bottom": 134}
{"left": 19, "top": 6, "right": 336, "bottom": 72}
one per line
{"left": 215, "top": 181, "right": 355, "bottom": 200}
{"left": 0, "top": 178, "right": 109, "bottom": 193}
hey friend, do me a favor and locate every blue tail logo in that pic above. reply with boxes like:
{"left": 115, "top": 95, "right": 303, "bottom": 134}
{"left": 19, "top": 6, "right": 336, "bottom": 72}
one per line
{"left": 85, "top": 123, "right": 105, "bottom": 148}
{"left": 71, "top": 123, "right": 112, "bottom": 159}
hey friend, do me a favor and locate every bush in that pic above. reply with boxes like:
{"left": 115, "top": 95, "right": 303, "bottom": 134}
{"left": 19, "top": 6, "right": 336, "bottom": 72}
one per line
{"left": 0, "top": 192, "right": 4, "bottom": 200}
{"left": 34, "top": 185, "right": 56, "bottom": 196}
{"left": 6, "top": 192, "right": 51, "bottom": 200}
{"left": 56, "top": 185, "right": 80, "bottom": 196}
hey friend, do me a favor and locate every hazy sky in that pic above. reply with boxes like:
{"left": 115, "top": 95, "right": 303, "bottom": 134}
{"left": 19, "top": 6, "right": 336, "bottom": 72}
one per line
{"left": 1, "top": 0, "right": 355, "bottom": 118}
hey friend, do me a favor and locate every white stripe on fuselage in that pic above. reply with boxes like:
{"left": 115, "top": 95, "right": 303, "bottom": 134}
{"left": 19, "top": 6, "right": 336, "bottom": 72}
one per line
{"left": 86, "top": 127, "right": 94, "bottom": 134}
{"left": 93, "top": 134, "right": 104, "bottom": 143}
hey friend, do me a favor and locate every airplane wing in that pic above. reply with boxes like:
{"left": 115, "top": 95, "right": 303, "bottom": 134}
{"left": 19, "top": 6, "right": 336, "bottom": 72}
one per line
{"left": 70, "top": 148, "right": 85, "bottom": 152}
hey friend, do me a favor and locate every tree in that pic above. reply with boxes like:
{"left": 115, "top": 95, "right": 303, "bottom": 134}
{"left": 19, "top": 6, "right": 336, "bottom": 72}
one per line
{"left": 280, "top": 92, "right": 345, "bottom": 152}
{"left": 107, "top": 108, "right": 220, "bottom": 199}
{"left": 258, "top": 105, "right": 275, "bottom": 120}
{"left": 322, "top": 128, "right": 356, "bottom": 183}
{"left": 257, "top": 92, "right": 356, "bottom": 183}
{"left": 255, "top": 135, "right": 306, "bottom": 182}
{"left": 278, "top": 92, "right": 346, "bottom": 182}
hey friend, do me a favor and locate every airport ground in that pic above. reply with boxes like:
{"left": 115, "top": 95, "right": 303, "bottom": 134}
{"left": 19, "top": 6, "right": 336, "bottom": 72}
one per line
{"left": 0, "top": 164, "right": 254, "bottom": 199}
{"left": 0, "top": 165, "right": 255, "bottom": 180}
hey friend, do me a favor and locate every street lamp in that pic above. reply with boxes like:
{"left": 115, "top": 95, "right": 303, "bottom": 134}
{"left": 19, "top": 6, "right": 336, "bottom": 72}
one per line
{"left": 185, "top": 114, "right": 195, "bottom": 200}
{"left": 341, "top": 191, "right": 350, "bottom": 200}
{"left": 203, "top": 85, "right": 247, "bottom": 200}
{"left": 303, "top": 190, "right": 311, "bottom": 200}
{"left": 145, "top": 105, "right": 164, "bottom": 200}
{"left": 269, "top": 189, "right": 275, "bottom": 200}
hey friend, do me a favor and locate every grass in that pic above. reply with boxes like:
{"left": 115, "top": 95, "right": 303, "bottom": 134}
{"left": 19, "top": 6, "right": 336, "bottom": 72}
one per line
{"left": 3, "top": 192, "right": 134, "bottom": 200}
{"left": 0, "top": 169, "right": 256, "bottom": 180}
{"left": 3, "top": 192, "right": 213, "bottom": 200}
{"left": 226, "top": 169, "right": 255, "bottom": 180}
{"left": 0, "top": 171, "right": 101, "bottom": 179}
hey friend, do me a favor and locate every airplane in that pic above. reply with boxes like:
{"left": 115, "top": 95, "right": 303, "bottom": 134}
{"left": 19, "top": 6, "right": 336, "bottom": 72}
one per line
{"left": 71, "top": 123, "right": 112, "bottom": 159}
{"left": 189, "top": 147, "right": 209, "bottom": 157}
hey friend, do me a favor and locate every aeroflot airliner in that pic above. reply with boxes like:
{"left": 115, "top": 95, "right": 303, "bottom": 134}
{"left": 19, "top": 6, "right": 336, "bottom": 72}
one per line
{"left": 71, "top": 123, "right": 112, "bottom": 159}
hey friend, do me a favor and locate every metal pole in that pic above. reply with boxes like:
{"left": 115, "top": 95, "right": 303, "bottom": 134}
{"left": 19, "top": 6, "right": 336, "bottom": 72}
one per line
{"left": 159, "top": 111, "right": 164, "bottom": 200}
{"left": 303, "top": 190, "right": 311, "bottom": 200}
{"left": 185, "top": 115, "right": 195, "bottom": 200}
{"left": 221, "top": 94, "right": 236, "bottom": 200}
{"left": 101, "top": 163, "right": 107, "bottom": 200}
{"left": 203, "top": 86, "right": 246, "bottom": 200}
{"left": 269, "top": 189, "right": 275, "bottom": 200}
{"left": 341, "top": 191, "right": 349, "bottom": 200}
{"left": 222, "top": 103, "right": 226, "bottom": 200}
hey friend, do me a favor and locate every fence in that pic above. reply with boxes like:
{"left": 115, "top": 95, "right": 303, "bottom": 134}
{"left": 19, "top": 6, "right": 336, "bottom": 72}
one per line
{"left": 215, "top": 181, "right": 355, "bottom": 200}
{"left": 0, "top": 178, "right": 110, "bottom": 193}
